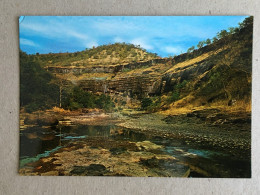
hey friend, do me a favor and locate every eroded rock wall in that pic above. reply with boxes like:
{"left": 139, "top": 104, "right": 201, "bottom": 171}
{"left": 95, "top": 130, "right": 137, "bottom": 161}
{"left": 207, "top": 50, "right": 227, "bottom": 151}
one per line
{"left": 79, "top": 75, "right": 162, "bottom": 97}
{"left": 45, "top": 59, "right": 168, "bottom": 74}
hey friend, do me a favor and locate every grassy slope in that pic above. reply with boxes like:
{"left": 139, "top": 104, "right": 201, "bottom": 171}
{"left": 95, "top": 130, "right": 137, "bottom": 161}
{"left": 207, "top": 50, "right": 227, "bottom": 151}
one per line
{"left": 34, "top": 43, "right": 159, "bottom": 68}
{"left": 160, "top": 21, "right": 252, "bottom": 114}
{"left": 26, "top": 18, "right": 252, "bottom": 115}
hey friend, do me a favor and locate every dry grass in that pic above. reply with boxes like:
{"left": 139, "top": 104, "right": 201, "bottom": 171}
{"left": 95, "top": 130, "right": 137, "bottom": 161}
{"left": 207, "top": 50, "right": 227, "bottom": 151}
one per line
{"left": 160, "top": 94, "right": 251, "bottom": 115}
{"left": 74, "top": 73, "right": 114, "bottom": 80}
{"left": 51, "top": 107, "right": 73, "bottom": 115}
{"left": 232, "top": 100, "right": 251, "bottom": 112}
{"left": 210, "top": 99, "right": 251, "bottom": 113}
{"left": 166, "top": 48, "right": 223, "bottom": 74}
{"left": 51, "top": 48, "right": 154, "bottom": 67}
{"left": 160, "top": 106, "right": 195, "bottom": 115}
{"left": 160, "top": 94, "right": 198, "bottom": 115}
{"left": 115, "top": 62, "right": 173, "bottom": 78}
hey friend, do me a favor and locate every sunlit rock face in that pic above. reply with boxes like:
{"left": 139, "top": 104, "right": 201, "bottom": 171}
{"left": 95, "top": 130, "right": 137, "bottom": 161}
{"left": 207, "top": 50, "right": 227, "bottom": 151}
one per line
{"left": 45, "top": 39, "right": 252, "bottom": 106}
{"left": 46, "top": 59, "right": 169, "bottom": 97}
{"left": 46, "top": 59, "right": 167, "bottom": 74}
{"left": 78, "top": 75, "right": 162, "bottom": 96}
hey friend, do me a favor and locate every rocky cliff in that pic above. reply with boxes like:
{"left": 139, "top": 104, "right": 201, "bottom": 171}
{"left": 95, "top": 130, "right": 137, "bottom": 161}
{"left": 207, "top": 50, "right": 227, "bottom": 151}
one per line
{"left": 36, "top": 18, "right": 252, "bottom": 111}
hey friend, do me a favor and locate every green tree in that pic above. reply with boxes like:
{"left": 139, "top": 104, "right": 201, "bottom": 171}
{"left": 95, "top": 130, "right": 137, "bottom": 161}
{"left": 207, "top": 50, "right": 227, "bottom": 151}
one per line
{"left": 217, "top": 30, "right": 228, "bottom": 39}
{"left": 212, "top": 37, "right": 218, "bottom": 43}
{"left": 197, "top": 41, "right": 205, "bottom": 49}
{"left": 50, "top": 73, "right": 72, "bottom": 108}
{"left": 169, "top": 92, "right": 180, "bottom": 102}
{"left": 141, "top": 98, "right": 153, "bottom": 110}
{"left": 20, "top": 51, "right": 59, "bottom": 112}
{"left": 228, "top": 27, "right": 235, "bottom": 34}
{"left": 238, "top": 16, "right": 253, "bottom": 30}
{"left": 205, "top": 38, "right": 211, "bottom": 45}
{"left": 95, "top": 94, "right": 114, "bottom": 111}
{"left": 187, "top": 46, "right": 195, "bottom": 53}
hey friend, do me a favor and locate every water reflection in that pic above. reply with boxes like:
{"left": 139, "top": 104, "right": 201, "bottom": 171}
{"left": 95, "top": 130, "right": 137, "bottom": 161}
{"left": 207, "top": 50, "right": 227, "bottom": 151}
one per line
{"left": 19, "top": 124, "right": 251, "bottom": 177}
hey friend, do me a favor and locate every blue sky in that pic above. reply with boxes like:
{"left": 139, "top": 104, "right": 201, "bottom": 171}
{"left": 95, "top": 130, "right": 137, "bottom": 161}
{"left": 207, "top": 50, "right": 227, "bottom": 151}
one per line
{"left": 19, "top": 16, "right": 247, "bottom": 57}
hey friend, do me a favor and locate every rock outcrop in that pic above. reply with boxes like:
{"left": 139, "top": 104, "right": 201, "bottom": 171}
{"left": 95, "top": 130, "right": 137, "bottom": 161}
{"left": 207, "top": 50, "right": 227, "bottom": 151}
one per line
{"left": 45, "top": 58, "right": 167, "bottom": 74}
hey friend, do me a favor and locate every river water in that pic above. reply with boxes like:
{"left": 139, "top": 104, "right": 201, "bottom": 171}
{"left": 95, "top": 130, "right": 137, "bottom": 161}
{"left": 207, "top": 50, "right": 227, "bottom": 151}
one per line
{"left": 19, "top": 124, "right": 251, "bottom": 177}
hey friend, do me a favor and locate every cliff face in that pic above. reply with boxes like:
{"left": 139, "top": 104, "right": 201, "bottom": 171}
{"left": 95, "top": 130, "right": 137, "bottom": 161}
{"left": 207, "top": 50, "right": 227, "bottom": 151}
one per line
{"left": 46, "top": 46, "right": 250, "bottom": 108}
{"left": 161, "top": 45, "right": 251, "bottom": 108}
{"left": 45, "top": 59, "right": 168, "bottom": 97}
{"left": 78, "top": 74, "right": 162, "bottom": 96}
{"left": 41, "top": 19, "right": 252, "bottom": 110}
{"left": 45, "top": 59, "right": 167, "bottom": 74}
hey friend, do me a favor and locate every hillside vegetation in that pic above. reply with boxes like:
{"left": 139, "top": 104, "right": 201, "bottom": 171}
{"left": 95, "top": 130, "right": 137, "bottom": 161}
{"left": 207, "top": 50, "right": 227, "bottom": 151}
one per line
{"left": 161, "top": 16, "right": 252, "bottom": 113}
{"left": 33, "top": 43, "right": 159, "bottom": 67}
{"left": 20, "top": 17, "right": 252, "bottom": 114}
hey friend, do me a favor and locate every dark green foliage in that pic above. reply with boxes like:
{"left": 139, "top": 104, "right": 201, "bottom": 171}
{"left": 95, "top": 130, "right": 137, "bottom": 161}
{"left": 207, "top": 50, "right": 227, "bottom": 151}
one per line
{"left": 25, "top": 103, "right": 41, "bottom": 113}
{"left": 69, "top": 101, "right": 83, "bottom": 110}
{"left": 141, "top": 97, "right": 161, "bottom": 112}
{"left": 198, "top": 63, "right": 251, "bottom": 104}
{"left": 148, "top": 97, "right": 161, "bottom": 112}
{"left": 199, "top": 68, "right": 224, "bottom": 97}
{"left": 63, "top": 87, "right": 115, "bottom": 112}
{"left": 197, "top": 41, "right": 205, "bottom": 49}
{"left": 20, "top": 54, "right": 115, "bottom": 111}
{"left": 20, "top": 51, "right": 59, "bottom": 112}
{"left": 195, "top": 20, "right": 253, "bottom": 103}
{"left": 187, "top": 46, "right": 195, "bottom": 53}
{"left": 95, "top": 94, "right": 115, "bottom": 112}
{"left": 205, "top": 39, "right": 211, "bottom": 45}
{"left": 167, "top": 92, "right": 180, "bottom": 104}
{"left": 141, "top": 98, "right": 153, "bottom": 110}
{"left": 212, "top": 37, "right": 218, "bottom": 43}
{"left": 166, "top": 80, "right": 188, "bottom": 104}
{"left": 228, "top": 27, "right": 235, "bottom": 34}
{"left": 175, "top": 80, "right": 188, "bottom": 90}
{"left": 64, "top": 87, "right": 95, "bottom": 109}
{"left": 122, "top": 68, "right": 131, "bottom": 72}
{"left": 217, "top": 30, "right": 228, "bottom": 39}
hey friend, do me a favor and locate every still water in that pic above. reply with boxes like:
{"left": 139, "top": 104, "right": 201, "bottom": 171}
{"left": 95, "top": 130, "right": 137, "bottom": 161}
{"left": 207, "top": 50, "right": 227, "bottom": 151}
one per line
{"left": 19, "top": 124, "right": 251, "bottom": 177}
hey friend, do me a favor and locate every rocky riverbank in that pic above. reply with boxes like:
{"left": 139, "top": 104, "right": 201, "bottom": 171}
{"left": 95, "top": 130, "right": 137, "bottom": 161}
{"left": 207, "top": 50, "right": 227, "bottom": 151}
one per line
{"left": 20, "top": 107, "right": 251, "bottom": 158}
{"left": 117, "top": 108, "right": 251, "bottom": 159}
{"left": 20, "top": 108, "right": 120, "bottom": 129}
{"left": 19, "top": 107, "right": 251, "bottom": 177}
{"left": 19, "top": 139, "right": 191, "bottom": 177}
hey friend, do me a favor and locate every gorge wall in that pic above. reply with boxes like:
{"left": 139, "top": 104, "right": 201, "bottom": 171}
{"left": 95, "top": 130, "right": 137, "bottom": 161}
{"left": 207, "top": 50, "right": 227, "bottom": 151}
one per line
{"left": 45, "top": 59, "right": 168, "bottom": 74}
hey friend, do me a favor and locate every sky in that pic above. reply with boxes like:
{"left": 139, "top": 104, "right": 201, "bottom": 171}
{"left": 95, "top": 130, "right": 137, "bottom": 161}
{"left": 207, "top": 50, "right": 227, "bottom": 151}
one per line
{"left": 19, "top": 16, "right": 247, "bottom": 57}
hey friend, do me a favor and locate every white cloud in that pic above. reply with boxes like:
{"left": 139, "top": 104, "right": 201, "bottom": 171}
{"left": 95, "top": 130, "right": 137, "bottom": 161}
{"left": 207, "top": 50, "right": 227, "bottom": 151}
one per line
{"left": 164, "top": 46, "right": 183, "bottom": 54}
{"left": 66, "top": 30, "right": 88, "bottom": 41}
{"left": 114, "top": 37, "right": 124, "bottom": 43}
{"left": 85, "top": 41, "right": 98, "bottom": 48}
{"left": 20, "top": 16, "right": 243, "bottom": 56}
{"left": 21, "top": 21, "right": 89, "bottom": 41}
{"left": 130, "top": 38, "right": 154, "bottom": 50}
{"left": 21, "top": 20, "right": 95, "bottom": 50}
{"left": 20, "top": 38, "right": 38, "bottom": 47}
